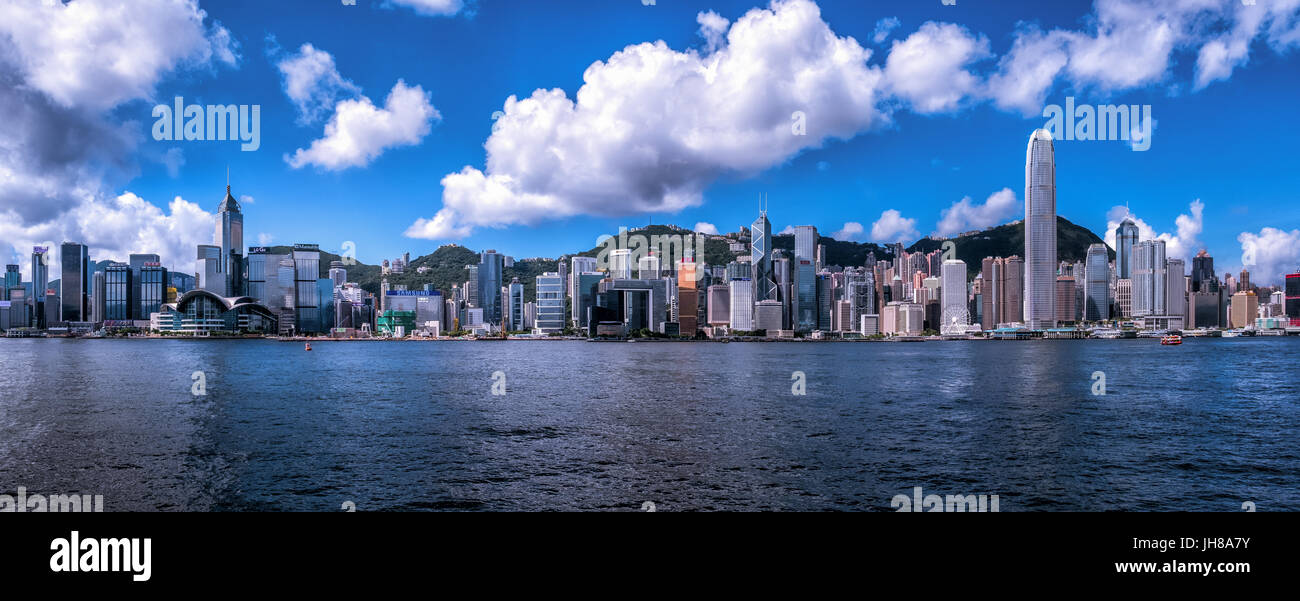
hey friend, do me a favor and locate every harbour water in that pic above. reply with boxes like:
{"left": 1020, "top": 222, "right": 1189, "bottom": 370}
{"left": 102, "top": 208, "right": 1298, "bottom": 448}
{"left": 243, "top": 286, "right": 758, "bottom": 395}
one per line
{"left": 1, "top": 338, "right": 1296, "bottom": 511}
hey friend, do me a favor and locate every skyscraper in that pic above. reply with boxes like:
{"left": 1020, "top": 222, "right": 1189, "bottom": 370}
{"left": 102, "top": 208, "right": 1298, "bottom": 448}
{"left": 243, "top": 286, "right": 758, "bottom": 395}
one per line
{"left": 127, "top": 253, "right": 161, "bottom": 319}
{"left": 728, "top": 279, "right": 753, "bottom": 331}
{"left": 793, "top": 225, "right": 818, "bottom": 332}
{"left": 32, "top": 246, "right": 49, "bottom": 328}
{"left": 1191, "top": 250, "right": 1217, "bottom": 292}
{"left": 1285, "top": 271, "right": 1300, "bottom": 326}
{"left": 570, "top": 256, "right": 598, "bottom": 323}
{"left": 215, "top": 185, "right": 244, "bottom": 297}
{"left": 104, "top": 262, "right": 131, "bottom": 321}
{"left": 535, "top": 272, "right": 565, "bottom": 333}
{"left": 3, "top": 265, "right": 19, "bottom": 301}
{"left": 1114, "top": 218, "right": 1139, "bottom": 279}
{"left": 60, "top": 242, "right": 90, "bottom": 322}
{"left": 677, "top": 254, "right": 699, "bottom": 335}
{"left": 329, "top": 261, "right": 347, "bottom": 288}
{"left": 1024, "top": 129, "right": 1057, "bottom": 329}
{"left": 980, "top": 256, "right": 1024, "bottom": 329}
{"left": 1132, "top": 239, "right": 1167, "bottom": 317}
{"left": 751, "top": 207, "right": 776, "bottom": 302}
{"left": 198, "top": 245, "right": 222, "bottom": 294}
{"left": 293, "top": 244, "right": 322, "bottom": 333}
{"left": 940, "top": 259, "right": 968, "bottom": 334}
{"left": 478, "top": 250, "right": 504, "bottom": 325}
{"left": 1085, "top": 243, "right": 1110, "bottom": 321}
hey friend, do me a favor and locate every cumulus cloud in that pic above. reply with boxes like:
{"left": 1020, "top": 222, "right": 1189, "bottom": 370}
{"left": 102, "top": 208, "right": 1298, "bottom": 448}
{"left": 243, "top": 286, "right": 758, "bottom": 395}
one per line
{"left": 697, "top": 11, "right": 730, "bottom": 54}
{"left": 934, "top": 188, "right": 1019, "bottom": 237}
{"left": 404, "top": 207, "right": 473, "bottom": 240}
{"left": 387, "top": 0, "right": 469, "bottom": 17}
{"left": 1103, "top": 199, "right": 1204, "bottom": 263}
{"left": 872, "top": 17, "right": 901, "bottom": 45}
{"left": 870, "top": 209, "right": 918, "bottom": 244}
{"left": 883, "top": 22, "right": 989, "bottom": 114}
{"left": 694, "top": 222, "right": 720, "bottom": 235}
{"left": 276, "top": 43, "right": 361, "bottom": 124}
{"left": 985, "top": 0, "right": 1300, "bottom": 107}
{"left": 403, "top": 0, "right": 1300, "bottom": 242}
{"left": 777, "top": 225, "right": 797, "bottom": 236}
{"left": 1237, "top": 227, "right": 1300, "bottom": 286}
{"left": 287, "top": 81, "right": 440, "bottom": 171}
{"left": 0, "top": 0, "right": 237, "bottom": 111}
{"left": 832, "top": 221, "right": 864, "bottom": 242}
{"left": 408, "top": 0, "right": 885, "bottom": 240}
{"left": 0, "top": 192, "right": 214, "bottom": 282}
{"left": 0, "top": 0, "right": 237, "bottom": 270}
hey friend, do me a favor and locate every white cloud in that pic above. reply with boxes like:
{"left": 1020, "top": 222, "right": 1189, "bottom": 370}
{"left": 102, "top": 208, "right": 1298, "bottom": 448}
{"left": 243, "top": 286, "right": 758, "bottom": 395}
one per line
{"left": 870, "top": 209, "right": 918, "bottom": 244}
{"left": 287, "top": 80, "right": 440, "bottom": 171}
{"left": 986, "top": 0, "right": 1300, "bottom": 107}
{"left": 832, "top": 221, "right": 864, "bottom": 242}
{"left": 1237, "top": 227, "right": 1300, "bottom": 286}
{"left": 697, "top": 11, "right": 730, "bottom": 54}
{"left": 984, "top": 27, "right": 1070, "bottom": 115}
{"left": 934, "top": 188, "right": 1019, "bottom": 237}
{"left": 777, "top": 225, "right": 797, "bottom": 236}
{"left": 257, "top": 232, "right": 273, "bottom": 246}
{"left": 387, "top": 0, "right": 470, "bottom": 17}
{"left": 387, "top": 0, "right": 468, "bottom": 17}
{"left": 410, "top": 0, "right": 886, "bottom": 239}
{"left": 871, "top": 17, "right": 900, "bottom": 45}
{"left": 883, "top": 22, "right": 989, "bottom": 114}
{"left": 160, "top": 148, "right": 186, "bottom": 178}
{"left": 0, "top": 192, "right": 214, "bottom": 282}
{"left": 1103, "top": 199, "right": 1204, "bottom": 263}
{"left": 694, "top": 222, "right": 719, "bottom": 235}
{"left": 0, "top": 0, "right": 236, "bottom": 111}
{"left": 0, "top": 0, "right": 235, "bottom": 271}
{"left": 404, "top": 207, "right": 473, "bottom": 241}
{"left": 240, "top": 195, "right": 255, "bottom": 204}
{"left": 276, "top": 43, "right": 361, "bottom": 124}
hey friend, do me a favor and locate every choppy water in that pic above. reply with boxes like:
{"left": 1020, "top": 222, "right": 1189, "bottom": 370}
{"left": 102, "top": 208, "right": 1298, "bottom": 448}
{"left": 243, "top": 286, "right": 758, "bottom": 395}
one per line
{"left": 0, "top": 337, "right": 1296, "bottom": 511}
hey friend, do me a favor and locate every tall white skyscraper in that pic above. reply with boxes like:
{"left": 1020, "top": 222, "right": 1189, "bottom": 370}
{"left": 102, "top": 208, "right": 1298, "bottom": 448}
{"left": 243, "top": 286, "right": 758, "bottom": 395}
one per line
{"left": 729, "top": 278, "right": 754, "bottom": 331}
{"left": 940, "top": 259, "right": 969, "bottom": 334}
{"left": 1024, "top": 129, "right": 1057, "bottom": 329}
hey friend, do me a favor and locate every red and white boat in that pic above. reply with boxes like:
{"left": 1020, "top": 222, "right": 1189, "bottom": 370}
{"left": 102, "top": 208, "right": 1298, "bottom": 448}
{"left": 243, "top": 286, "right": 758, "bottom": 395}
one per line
{"left": 1160, "top": 335, "right": 1182, "bottom": 345}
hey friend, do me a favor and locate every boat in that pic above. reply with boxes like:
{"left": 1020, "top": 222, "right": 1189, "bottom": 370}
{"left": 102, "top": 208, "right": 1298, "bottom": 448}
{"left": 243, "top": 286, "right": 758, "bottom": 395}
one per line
{"left": 1160, "top": 335, "right": 1182, "bottom": 345}
{"left": 1221, "top": 330, "right": 1241, "bottom": 338}
{"left": 305, "top": 342, "right": 312, "bottom": 351}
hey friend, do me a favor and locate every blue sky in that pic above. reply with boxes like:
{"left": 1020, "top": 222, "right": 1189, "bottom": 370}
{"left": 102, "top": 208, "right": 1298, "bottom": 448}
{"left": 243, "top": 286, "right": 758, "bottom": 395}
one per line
{"left": 2, "top": 0, "right": 1299, "bottom": 283}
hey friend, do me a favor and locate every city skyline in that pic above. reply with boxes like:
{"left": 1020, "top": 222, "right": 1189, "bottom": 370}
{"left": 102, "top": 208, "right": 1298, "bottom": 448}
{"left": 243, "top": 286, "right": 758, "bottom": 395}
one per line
{"left": 2, "top": 0, "right": 1299, "bottom": 288}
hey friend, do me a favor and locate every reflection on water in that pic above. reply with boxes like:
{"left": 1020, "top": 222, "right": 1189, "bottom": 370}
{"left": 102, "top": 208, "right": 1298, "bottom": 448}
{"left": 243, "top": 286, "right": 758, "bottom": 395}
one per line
{"left": 0, "top": 338, "right": 1296, "bottom": 511}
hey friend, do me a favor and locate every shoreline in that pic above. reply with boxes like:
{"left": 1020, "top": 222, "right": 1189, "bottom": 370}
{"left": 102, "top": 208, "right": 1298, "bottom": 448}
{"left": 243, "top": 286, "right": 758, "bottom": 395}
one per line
{"left": 5, "top": 333, "right": 1297, "bottom": 342}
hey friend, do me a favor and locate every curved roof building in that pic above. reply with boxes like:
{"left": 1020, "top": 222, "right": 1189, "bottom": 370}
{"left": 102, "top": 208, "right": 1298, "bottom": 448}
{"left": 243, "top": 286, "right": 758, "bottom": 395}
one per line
{"left": 162, "top": 289, "right": 278, "bottom": 334}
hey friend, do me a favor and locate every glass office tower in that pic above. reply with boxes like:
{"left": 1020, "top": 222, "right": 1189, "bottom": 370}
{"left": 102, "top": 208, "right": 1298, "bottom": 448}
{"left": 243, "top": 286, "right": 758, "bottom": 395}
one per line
{"left": 104, "top": 262, "right": 132, "bottom": 321}
{"left": 1114, "top": 219, "right": 1139, "bottom": 280}
{"left": 1024, "top": 129, "right": 1057, "bottom": 329}
{"left": 61, "top": 242, "right": 90, "bottom": 322}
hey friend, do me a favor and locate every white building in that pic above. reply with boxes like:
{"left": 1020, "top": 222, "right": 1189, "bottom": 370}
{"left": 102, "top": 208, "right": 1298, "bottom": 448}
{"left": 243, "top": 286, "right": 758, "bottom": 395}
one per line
{"left": 940, "top": 259, "right": 970, "bottom": 335}
{"left": 1024, "top": 129, "right": 1058, "bottom": 329}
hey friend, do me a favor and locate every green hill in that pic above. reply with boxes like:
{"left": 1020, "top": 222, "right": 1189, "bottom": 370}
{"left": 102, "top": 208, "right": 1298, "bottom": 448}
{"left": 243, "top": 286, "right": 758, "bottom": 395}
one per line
{"left": 905, "top": 216, "right": 1112, "bottom": 277}
{"left": 285, "top": 216, "right": 1109, "bottom": 302}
